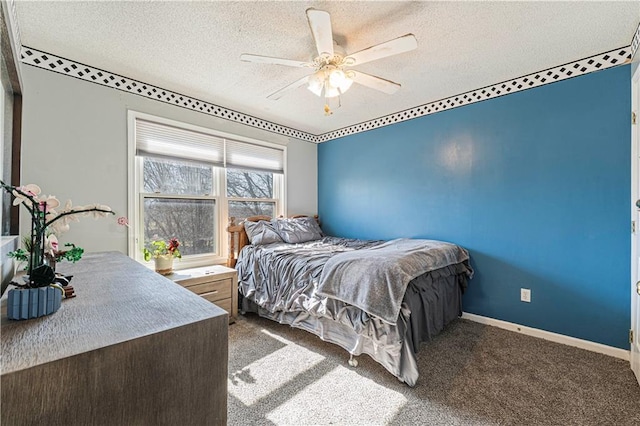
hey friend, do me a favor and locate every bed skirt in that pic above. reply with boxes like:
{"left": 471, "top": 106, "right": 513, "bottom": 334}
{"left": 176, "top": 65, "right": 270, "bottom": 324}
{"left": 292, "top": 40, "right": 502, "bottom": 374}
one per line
{"left": 240, "top": 262, "right": 469, "bottom": 386}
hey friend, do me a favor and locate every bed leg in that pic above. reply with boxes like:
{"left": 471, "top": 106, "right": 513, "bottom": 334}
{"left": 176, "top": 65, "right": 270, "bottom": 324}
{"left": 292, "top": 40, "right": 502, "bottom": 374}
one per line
{"left": 348, "top": 354, "right": 358, "bottom": 367}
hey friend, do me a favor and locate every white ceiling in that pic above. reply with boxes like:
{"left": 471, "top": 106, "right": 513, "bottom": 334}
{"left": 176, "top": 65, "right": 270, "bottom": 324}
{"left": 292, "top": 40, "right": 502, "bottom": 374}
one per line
{"left": 13, "top": 1, "right": 640, "bottom": 137}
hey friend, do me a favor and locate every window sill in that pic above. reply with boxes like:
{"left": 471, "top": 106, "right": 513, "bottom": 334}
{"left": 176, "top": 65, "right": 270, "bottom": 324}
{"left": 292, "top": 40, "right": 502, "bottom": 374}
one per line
{"left": 135, "top": 255, "right": 229, "bottom": 272}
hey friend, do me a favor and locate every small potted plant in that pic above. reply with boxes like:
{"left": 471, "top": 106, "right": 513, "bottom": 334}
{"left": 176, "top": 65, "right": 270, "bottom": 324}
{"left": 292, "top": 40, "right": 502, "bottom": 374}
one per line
{"left": 143, "top": 238, "right": 181, "bottom": 275}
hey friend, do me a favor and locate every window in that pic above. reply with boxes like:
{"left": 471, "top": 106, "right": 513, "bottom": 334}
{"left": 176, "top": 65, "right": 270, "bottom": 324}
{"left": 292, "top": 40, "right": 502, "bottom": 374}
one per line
{"left": 142, "top": 158, "right": 216, "bottom": 257}
{"left": 227, "top": 169, "right": 278, "bottom": 221}
{"left": 128, "top": 112, "right": 285, "bottom": 267}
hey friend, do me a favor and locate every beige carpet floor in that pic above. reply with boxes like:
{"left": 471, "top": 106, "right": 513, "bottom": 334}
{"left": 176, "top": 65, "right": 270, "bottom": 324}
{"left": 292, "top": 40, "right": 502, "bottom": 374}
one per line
{"left": 228, "top": 314, "right": 640, "bottom": 426}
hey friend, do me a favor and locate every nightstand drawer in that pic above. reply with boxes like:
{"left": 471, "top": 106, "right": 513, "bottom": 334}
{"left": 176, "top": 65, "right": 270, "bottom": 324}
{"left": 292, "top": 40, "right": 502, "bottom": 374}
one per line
{"left": 205, "top": 296, "right": 232, "bottom": 315}
{"left": 169, "top": 265, "right": 238, "bottom": 323}
{"left": 186, "top": 278, "right": 232, "bottom": 300}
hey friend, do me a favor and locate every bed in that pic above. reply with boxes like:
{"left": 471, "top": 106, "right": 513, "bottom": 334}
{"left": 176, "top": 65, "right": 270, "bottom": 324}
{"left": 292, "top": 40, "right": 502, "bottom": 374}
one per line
{"left": 227, "top": 215, "right": 473, "bottom": 386}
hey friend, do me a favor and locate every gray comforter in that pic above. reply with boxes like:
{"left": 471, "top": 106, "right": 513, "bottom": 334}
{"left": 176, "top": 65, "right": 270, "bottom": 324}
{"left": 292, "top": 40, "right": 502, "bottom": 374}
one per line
{"left": 237, "top": 237, "right": 383, "bottom": 330}
{"left": 317, "top": 238, "right": 470, "bottom": 324}
{"left": 236, "top": 236, "right": 472, "bottom": 386}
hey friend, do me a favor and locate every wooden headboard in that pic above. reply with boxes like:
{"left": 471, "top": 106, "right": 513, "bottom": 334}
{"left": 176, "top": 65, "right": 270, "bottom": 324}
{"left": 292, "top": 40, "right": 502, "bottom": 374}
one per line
{"left": 226, "top": 215, "right": 319, "bottom": 268}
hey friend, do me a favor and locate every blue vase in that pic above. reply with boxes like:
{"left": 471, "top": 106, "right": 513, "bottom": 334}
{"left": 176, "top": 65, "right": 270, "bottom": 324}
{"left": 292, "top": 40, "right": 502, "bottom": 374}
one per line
{"left": 7, "top": 287, "right": 62, "bottom": 320}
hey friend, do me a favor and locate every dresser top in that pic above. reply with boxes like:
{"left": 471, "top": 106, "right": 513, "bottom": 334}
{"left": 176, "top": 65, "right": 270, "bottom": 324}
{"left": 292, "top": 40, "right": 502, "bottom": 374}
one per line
{"left": 169, "top": 264, "right": 237, "bottom": 284}
{"left": 1, "top": 252, "right": 225, "bottom": 375}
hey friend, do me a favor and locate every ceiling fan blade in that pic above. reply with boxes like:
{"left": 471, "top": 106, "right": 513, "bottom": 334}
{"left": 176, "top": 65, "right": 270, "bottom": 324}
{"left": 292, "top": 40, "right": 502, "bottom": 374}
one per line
{"left": 306, "top": 8, "right": 334, "bottom": 58}
{"left": 350, "top": 71, "right": 401, "bottom": 95}
{"left": 240, "top": 54, "right": 312, "bottom": 68}
{"left": 345, "top": 34, "right": 418, "bottom": 66}
{"left": 267, "top": 75, "right": 311, "bottom": 100}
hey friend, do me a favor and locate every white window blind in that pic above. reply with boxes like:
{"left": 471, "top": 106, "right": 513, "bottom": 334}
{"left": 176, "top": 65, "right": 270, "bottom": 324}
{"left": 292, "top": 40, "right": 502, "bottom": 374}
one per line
{"left": 135, "top": 119, "right": 224, "bottom": 166}
{"left": 225, "top": 139, "right": 284, "bottom": 174}
{"left": 136, "top": 118, "right": 284, "bottom": 174}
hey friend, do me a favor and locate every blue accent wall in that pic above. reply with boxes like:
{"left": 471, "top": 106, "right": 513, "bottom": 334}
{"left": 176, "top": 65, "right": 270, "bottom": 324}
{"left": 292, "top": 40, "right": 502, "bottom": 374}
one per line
{"left": 318, "top": 65, "right": 631, "bottom": 349}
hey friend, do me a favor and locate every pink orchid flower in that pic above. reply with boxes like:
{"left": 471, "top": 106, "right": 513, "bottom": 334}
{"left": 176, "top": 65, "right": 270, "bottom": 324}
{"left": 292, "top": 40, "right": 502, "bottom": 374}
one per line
{"left": 38, "top": 195, "right": 60, "bottom": 211}
{"left": 45, "top": 234, "right": 59, "bottom": 255}
{"left": 12, "top": 184, "right": 41, "bottom": 206}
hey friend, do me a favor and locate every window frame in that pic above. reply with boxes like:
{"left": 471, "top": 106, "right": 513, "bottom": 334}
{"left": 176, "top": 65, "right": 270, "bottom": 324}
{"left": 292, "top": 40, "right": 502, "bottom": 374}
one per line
{"left": 225, "top": 168, "right": 284, "bottom": 222}
{"left": 127, "top": 111, "right": 286, "bottom": 269}
{"left": 139, "top": 191, "right": 220, "bottom": 267}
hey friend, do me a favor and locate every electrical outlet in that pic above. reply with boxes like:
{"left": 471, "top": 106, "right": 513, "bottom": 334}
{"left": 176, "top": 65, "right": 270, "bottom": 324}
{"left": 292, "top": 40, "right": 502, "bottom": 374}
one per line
{"left": 521, "top": 288, "right": 531, "bottom": 303}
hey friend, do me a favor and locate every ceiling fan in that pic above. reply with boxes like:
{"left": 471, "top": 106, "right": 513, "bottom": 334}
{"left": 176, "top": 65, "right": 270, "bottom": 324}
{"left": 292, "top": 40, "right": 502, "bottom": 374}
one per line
{"left": 240, "top": 8, "right": 418, "bottom": 114}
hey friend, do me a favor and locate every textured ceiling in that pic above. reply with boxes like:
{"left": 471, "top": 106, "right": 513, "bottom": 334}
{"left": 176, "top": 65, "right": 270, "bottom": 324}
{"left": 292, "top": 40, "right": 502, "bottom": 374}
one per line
{"left": 13, "top": 1, "right": 640, "bottom": 137}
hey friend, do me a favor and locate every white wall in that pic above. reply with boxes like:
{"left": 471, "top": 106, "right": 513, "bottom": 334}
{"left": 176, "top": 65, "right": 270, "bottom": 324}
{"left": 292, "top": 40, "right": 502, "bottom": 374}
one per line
{"left": 19, "top": 65, "right": 317, "bottom": 254}
{"left": 286, "top": 138, "right": 318, "bottom": 216}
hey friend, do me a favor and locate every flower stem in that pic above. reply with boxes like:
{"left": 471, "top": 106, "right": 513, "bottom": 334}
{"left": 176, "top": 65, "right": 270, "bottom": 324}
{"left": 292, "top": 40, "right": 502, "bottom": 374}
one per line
{"left": 0, "top": 180, "right": 36, "bottom": 216}
{"left": 29, "top": 215, "right": 36, "bottom": 275}
{"left": 44, "top": 207, "right": 115, "bottom": 228}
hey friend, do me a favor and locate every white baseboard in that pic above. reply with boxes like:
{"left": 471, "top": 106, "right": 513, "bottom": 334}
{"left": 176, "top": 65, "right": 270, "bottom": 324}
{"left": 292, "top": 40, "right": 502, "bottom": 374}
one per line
{"left": 461, "top": 312, "right": 630, "bottom": 361}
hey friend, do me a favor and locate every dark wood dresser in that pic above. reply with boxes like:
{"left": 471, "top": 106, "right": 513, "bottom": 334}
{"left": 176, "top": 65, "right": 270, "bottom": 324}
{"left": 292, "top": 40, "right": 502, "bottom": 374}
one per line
{"left": 1, "top": 252, "right": 228, "bottom": 425}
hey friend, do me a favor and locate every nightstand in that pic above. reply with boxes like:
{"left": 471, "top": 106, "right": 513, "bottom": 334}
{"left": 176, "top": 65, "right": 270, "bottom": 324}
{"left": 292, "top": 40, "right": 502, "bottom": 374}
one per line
{"left": 170, "top": 265, "right": 238, "bottom": 323}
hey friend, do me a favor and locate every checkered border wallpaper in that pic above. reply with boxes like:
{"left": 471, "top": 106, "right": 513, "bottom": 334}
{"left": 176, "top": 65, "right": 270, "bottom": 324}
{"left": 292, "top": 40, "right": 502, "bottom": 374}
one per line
{"left": 631, "top": 21, "right": 640, "bottom": 61}
{"left": 21, "top": 39, "right": 635, "bottom": 144}
{"left": 316, "top": 46, "right": 632, "bottom": 142}
{"left": 20, "top": 46, "right": 319, "bottom": 142}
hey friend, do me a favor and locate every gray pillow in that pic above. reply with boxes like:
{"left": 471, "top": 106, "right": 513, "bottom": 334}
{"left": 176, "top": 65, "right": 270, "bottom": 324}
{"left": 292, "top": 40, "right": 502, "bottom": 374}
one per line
{"left": 274, "top": 217, "right": 323, "bottom": 244}
{"left": 244, "top": 220, "right": 283, "bottom": 245}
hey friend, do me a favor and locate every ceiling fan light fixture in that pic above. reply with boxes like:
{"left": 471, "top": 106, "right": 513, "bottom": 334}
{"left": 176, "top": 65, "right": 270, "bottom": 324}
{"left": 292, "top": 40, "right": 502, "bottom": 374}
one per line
{"left": 324, "top": 84, "right": 341, "bottom": 98}
{"left": 326, "top": 80, "right": 352, "bottom": 98}
{"left": 328, "top": 68, "right": 346, "bottom": 87}
{"left": 329, "top": 68, "right": 354, "bottom": 94}
{"left": 241, "top": 9, "right": 418, "bottom": 112}
{"left": 307, "top": 70, "right": 325, "bottom": 96}
{"left": 337, "top": 74, "right": 353, "bottom": 93}
{"left": 307, "top": 67, "right": 354, "bottom": 98}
